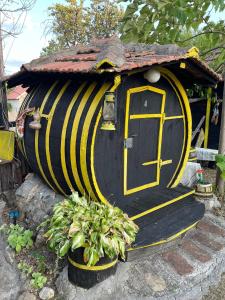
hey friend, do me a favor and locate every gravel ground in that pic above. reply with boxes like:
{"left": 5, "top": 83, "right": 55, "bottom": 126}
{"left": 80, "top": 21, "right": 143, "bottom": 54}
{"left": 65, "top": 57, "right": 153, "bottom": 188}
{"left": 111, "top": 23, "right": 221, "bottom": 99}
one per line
{"left": 203, "top": 273, "right": 225, "bottom": 300}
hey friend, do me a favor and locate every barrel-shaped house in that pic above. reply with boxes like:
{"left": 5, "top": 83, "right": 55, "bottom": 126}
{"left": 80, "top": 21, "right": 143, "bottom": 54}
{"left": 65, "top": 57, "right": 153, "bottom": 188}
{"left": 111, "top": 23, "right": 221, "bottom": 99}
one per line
{"left": 6, "top": 38, "right": 220, "bottom": 251}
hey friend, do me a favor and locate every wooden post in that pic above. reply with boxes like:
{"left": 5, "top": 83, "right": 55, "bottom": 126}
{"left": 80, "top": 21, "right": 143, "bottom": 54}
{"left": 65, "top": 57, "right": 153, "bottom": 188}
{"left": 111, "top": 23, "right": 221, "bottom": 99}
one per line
{"left": 204, "top": 87, "right": 212, "bottom": 148}
{"left": 216, "top": 76, "right": 225, "bottom": 196}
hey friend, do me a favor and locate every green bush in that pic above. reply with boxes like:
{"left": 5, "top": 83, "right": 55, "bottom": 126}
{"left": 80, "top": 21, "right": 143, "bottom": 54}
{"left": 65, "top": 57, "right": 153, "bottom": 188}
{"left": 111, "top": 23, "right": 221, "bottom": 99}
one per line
{"left": 1, "top": 224, "right": 33, "bottom": 253}
{"left": 40, "top": 192, "right": 139, "bottom": 266}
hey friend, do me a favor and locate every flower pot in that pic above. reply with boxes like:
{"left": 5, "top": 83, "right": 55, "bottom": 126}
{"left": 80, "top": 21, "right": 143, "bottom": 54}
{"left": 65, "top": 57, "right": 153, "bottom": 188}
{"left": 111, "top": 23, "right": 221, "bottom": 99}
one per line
{"left": 68, "top": 248, "right": 118, "bottom": 289}
{"left": 194, "top": 182, "right": 213, "bottom": 197}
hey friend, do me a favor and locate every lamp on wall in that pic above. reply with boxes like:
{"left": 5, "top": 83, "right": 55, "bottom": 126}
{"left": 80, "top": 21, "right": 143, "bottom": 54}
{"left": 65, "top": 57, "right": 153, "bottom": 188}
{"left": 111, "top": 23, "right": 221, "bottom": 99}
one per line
{"left": 144, "top": 69, "right": 161, "bottom": 83}
{"left": 101, "top": 91, "right": 116, "bottom": 130}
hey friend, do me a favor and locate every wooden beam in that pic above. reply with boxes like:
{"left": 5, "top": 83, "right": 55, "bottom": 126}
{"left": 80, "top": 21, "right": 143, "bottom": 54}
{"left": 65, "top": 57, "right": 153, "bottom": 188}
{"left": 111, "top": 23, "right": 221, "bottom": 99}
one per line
{"left": 216, "top": 74, "right": 225, "bottom": 197}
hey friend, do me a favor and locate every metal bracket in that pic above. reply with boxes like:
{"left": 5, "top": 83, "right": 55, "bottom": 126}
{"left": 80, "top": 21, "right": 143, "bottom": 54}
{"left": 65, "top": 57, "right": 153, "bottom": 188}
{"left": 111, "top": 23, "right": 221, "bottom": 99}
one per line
{"left": 124, "top": 138, "right": 133, "bottom": 149}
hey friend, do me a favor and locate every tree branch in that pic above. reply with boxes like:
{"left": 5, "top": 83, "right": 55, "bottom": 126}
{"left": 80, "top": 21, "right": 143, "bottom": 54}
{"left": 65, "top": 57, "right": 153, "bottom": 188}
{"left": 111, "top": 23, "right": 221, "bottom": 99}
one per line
{"left": 215, "top": 62, "right": 225, "bottom": 72}
{"left": 201, "top": 46, "right": 225, "bottom": 56}
{"left": 176, "top": 31, "right": 225, "bottom": 43}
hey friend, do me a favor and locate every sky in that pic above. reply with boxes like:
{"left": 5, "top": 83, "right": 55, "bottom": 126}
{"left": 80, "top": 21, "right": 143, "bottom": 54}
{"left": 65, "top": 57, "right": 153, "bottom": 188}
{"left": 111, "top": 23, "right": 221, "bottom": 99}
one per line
{"left": 3, "top": 0, "right": 66, "bottom": 74}
{"left": 2, "top": 1, "right": 225, "bottom": 75}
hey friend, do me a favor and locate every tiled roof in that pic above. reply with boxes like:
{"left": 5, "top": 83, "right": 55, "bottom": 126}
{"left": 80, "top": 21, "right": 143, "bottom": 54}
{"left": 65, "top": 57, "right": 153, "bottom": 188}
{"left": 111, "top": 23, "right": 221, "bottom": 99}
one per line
{"left": 4, "top": 37, "right": 222, "bottom": 84}
{"left": 7, "top": 85, "right": 27, "bottom": 100}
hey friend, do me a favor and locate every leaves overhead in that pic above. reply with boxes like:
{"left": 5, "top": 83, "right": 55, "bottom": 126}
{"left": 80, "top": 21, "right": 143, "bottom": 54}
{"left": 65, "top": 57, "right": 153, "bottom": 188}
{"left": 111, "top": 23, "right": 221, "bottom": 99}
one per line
{"left": 120, "top": 0, "right": 225, "bottom": 73}
{"left": 42, "top": 0, "right": 124, "bottom": 55}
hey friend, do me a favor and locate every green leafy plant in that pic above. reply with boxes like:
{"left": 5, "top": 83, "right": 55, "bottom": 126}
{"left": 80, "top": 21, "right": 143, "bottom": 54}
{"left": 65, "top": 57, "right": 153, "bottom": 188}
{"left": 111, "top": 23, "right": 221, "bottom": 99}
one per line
{"left": 17, "top": 261, "right": 33, "bottom": 276}
{"left": 40, "top": 192, "right": 139, "bottom": 266}
{"left": 1, "top": 224, "right": 33, "bottom": 253}
{"left": 216, "top": 154, "right": 225, "bottom": 179}
{"left": 30, "top": 272, "right": 47, "bottom": 289}
{"left": 31, "top": 251, "right": 47, "bottom": 273}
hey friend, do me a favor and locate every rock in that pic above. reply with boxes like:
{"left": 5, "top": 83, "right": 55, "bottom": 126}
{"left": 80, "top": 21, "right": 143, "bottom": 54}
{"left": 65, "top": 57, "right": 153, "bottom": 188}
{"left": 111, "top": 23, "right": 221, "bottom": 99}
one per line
{"left": 144, "top": 273, "right": 167, "bottom": 292}
{"left": 195, "top": 194, "right": 221, "bottom": 211}
{"left": 35, "top": 227, "right": 46, "bottom": 247}
{"left": 18, "top": 292, "right": 37, "bottom": 300}
{"left": 0, "top": 234, "right": 23, "bottom": 300}
{"left": 39, "top": 287, "right": 55, "bottom": 300}
{"left": 15, "top": 173, "right": 64, "bottom": 225}
{"left": 0, "top": 195, "right": 6, "bottom": 225}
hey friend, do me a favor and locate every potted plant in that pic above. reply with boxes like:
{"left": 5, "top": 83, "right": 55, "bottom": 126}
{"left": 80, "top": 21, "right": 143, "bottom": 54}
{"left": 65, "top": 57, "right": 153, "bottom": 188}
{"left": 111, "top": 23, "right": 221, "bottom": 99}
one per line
{"left": 194, "top": 169, "right": 213, "bottom": 197}
{"left": 40, "top": 192, "right": 139, "bottom": 289}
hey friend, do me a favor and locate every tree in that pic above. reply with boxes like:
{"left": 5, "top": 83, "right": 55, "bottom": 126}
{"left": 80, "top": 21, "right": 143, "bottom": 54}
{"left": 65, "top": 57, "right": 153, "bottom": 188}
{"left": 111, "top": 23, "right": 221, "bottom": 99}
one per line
{"left": 42, "top": 0, "right": 124, "bottom": 56}
{"left": 120, "top": 0, "right": 225, "bottom": 73}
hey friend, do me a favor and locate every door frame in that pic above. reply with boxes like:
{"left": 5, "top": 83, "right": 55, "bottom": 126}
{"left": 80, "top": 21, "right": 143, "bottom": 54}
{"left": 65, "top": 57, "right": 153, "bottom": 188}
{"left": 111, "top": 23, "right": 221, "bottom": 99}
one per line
{"left": 123, "top": 85, "right": 166, "bottom": 196}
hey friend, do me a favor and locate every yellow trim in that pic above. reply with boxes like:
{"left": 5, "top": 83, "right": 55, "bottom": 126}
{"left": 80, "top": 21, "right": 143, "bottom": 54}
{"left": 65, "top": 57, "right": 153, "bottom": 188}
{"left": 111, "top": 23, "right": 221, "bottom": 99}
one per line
{"left": 124, "top": 85, "right": 166, "bottom": 195}
{"left": 164, "top": 115, "right": 184, "bottom": 120}
{"left": 68, "top": 256, "right": 117, "bottom": 271}
{"left": 70, "top": 83, "right": 97, "bottom": 195}
{"left": 186, "top": 47, "right": 200, "bottom": 59}
{"left": 95, "top": 59, "right": 116, "bottom": 69}
{"left": 130, "top": 114, "right": 162, "bottom": 119}
{"left": 40, "top": 113, "right": 50, "bottom": 119}
{"left": 90, "top": 75, "right": 121, "bottom": 205}
{"left": 110, "top": 75, "right": 121, "bottom": 92}
{"left": 158, "top": 68, "right": 192, "bottom": 188}
{"left": 80, "top": 83, "right": 111, "bottom": 201}
{"left": 190, "top": 148, "right": 196, "bottom": 153}
{"left": 60, "top": 83, "right": 86, "bottom": 191}
{"left": 204, "top": 87, "right": 212, "bottom": 148}
{"left": 180, "top": 62, "right": 186, "bottom": 69}
{"left": 100, "top": 121, "right": 116, "bottom": 130}
{"left": 35, "top": 81, "right": 58, "bottom": 192}
{"left": 130, "top": 190, "right": 195, "bottom": 221}
{"left": 188, "top": 157, "right": 197, "bottom": 161}
{"left": 161, "top": 159, "right": 172, "bottom": 166}
{"left": 45, "top": 81, "right": 71, "bottom": 195}
{"left": 127, "top": 222, "right": 198, "bottom": 251}
{"left": 142, "top": 160, "right": 158, "bottom": 166}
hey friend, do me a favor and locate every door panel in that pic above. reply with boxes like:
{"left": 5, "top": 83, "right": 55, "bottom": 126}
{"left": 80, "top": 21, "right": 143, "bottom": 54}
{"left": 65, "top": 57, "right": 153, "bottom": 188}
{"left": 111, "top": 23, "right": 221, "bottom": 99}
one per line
{"left": 124, "top": 86, "right": 166, "bottom": 195}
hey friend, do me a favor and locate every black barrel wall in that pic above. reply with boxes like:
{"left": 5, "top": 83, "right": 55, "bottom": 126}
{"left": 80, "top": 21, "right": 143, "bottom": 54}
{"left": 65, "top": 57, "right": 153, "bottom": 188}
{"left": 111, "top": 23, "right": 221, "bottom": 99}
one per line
{"left": 20, "top": 68, "right": 191, "bottom": 206}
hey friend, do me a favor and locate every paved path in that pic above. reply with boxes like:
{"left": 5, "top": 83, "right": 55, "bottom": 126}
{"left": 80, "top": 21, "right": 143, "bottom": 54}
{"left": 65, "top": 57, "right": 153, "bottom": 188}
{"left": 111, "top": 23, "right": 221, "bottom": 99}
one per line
{"left": 56, "top": 211, "right": 225, "bottom": 300}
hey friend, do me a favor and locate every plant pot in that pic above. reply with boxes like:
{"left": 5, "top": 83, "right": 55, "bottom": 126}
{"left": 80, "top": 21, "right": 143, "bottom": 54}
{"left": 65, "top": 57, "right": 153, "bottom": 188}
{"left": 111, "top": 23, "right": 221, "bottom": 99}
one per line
{"left": 68, "top": 248, "right": 118, "bottom": 289}
{"left": 194, "top": 182, "right": 213, "bottom": 197}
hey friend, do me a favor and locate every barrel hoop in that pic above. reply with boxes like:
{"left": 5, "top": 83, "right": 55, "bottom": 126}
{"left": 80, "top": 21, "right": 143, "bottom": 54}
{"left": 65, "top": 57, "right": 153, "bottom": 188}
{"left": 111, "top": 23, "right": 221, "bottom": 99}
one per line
{"left": 70, "top": 83, "right": 97, "bottom": 195}
{"left": 18, "top": 86, "right": 35, "bottom": 155}
{"left": 80, "top": 82, "right": 111, "bottom": 201}
{"left": 61, "top": 82, "right": 87, "bottom": 191}
{"left": 35, "top": 81, "right": 59, "bottom": 192}
{"left": 90, "top": 76, "right": 121, "bottom": 205}
{"left": 45, "top": 80, "right": 71, "bottom": 195}
{"left": 161, "top": 73, "right": 186, "bottom": 187}
{"left": 22, "top": 86, "right": 40, "bottom": 160}
{"left": 68, "top": 256, "right": 118, "bottom": 271}
{"left": 158, "top": 67, "right": 191, "bottom": 188}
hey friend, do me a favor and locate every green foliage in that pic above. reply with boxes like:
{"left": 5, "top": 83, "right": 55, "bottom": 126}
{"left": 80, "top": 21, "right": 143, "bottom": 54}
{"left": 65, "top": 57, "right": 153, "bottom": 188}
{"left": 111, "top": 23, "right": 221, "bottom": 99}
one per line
{"left": 216, "top": 154, "right": 225, "bottom": 179}
{"left": 18, "top": 261, "right": 33, "bottom": 275}
{"left": 30, "top": 272, "right": 47, "bottom": 289}
{"left": 40, "top": 192, "right": 139, "bottom": 266}
{"left": 120, "top": 0, "right": 225, "bottom": 72}
{"left": 31, "top": 251, "right": 47, "bottom": 273}
{"left": 42, "top": 0, "right": 124, "bottom": 55}
{"left": 1, "top": 224, "right": 33, "bottom": 253}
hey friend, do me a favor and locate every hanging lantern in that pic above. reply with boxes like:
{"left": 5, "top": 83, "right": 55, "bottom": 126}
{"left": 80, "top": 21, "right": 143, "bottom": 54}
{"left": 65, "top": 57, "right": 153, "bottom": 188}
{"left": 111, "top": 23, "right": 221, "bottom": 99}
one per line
{"left": 101, "top": 91, "right": 116, "bottom": 130}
